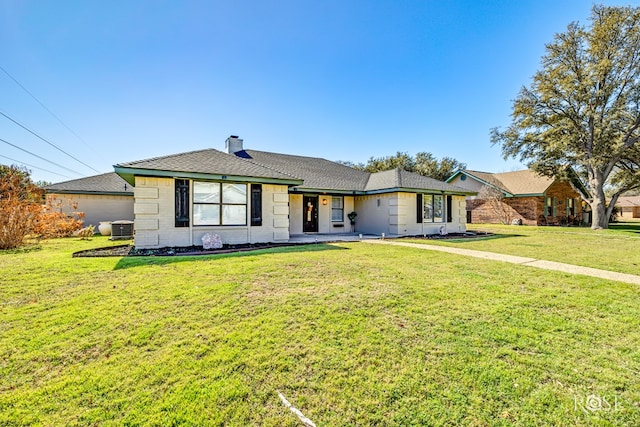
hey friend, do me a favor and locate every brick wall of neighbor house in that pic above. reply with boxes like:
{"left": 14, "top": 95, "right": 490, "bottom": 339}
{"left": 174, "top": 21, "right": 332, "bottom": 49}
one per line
{"left": 467, "top": 197, "right": 541, "bottom": 225}
{"left": 544, "top": 180, "right": 583, "bottom": 222}
{"left": 467, "top": 180, "right": 582, "bottom": 225}
{"left": 133, "top": 177, "right": 290, "bottom": 249}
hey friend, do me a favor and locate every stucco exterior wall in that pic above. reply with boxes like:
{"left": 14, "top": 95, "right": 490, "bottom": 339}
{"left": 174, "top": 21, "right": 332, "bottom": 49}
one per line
{"left": 448, "top": 175, "right": 485, "bottom": 193}
{"left": 318, "top": 195, "right": 355, "bottom": 233}
{"left": 46, "top": 193, "right": 134, "bottom": 229}
{"left": 619, "top": 206, "right": 640, "bottom": 218}
{"left": 133, "top": 177, "right": 290, "bottom": 248}
{"left": 354, "top": 194, "right": 393, "bottom": 235}
{"left": 289, "top": 194, "right": 303, "bottom": 234}
{"left": 354, "top": 193, "right": 467, "bottom": 236}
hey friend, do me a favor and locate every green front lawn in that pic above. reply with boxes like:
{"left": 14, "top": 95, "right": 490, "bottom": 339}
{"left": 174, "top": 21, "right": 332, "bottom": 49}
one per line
{"left": 408, "top": 221, "right": 640, "bottom": 275}
{"left": 1, "top": 236, "right": 639, "bottom": 425}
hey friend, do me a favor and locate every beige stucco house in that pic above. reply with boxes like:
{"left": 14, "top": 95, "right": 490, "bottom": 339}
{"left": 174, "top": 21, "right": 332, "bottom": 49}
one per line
{"left": 44, "top": 172, "right": 134, "bottom": 228}
{"left": 114, "top": 136, "right": 474, "bottom": 249}
{"left": 616, "top": 196, "right": 640, "bottom": 219}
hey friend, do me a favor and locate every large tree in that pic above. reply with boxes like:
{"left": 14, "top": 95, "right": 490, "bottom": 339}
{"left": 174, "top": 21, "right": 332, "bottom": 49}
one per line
{"left": 341, "top": 151, "right": 466, "bottom": 182}
{"left": 491, "top": 5, "right": 640, "bottom": 229}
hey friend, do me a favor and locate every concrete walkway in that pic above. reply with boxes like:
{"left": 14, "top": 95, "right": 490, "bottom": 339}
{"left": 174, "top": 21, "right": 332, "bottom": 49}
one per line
{"left": 363, "top": 239, "right": 640, "bottom": 285}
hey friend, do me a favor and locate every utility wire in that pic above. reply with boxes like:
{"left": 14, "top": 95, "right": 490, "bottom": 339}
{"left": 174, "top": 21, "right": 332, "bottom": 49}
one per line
{"left": 0, "top": 110, "right": 100, "bottom": 173}
{"left": 0, "top": 153, "right": 74, "bottom": 179}
{"left": 0, "top": 64, "right": 97, "bottom": 154}
{"left": 0, "top": 137, "right": 84, "bottom": 176}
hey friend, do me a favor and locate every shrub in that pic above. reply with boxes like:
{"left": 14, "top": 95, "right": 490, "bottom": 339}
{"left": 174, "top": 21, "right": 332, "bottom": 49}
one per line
{"left": 0, "top": 165, "right": 44, "bottom": 250}
{"left": 0, "top": 166, "right": 87, "bottom": 249}
{"left": 35, "top": 195, "right": 85, "bottom": 238}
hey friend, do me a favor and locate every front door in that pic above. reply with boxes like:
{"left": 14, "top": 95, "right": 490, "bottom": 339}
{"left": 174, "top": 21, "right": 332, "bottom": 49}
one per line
{"left": 303, "top": 195, "right": 319, "bottom": 232}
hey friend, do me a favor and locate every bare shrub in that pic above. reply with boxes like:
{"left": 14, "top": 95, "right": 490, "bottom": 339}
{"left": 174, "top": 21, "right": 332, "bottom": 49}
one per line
{"left": 35, "top": 195, "right": 85, "bottom": 238}
{"left": 0, "top": 165, "right": 44, "bottom": 250}
{"left": 478, "top": 185, "right": 514, "bottom": 225}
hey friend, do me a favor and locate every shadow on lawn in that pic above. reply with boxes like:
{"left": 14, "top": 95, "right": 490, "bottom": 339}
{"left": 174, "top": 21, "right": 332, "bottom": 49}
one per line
{"left": 434, "top": 233, "right": 525, "bottom": 243}
{"left": 609, "top": 222, "right": 640, "bottom": 233}
{"left": 113, "top": 243, "right": 349, "bottom": 270}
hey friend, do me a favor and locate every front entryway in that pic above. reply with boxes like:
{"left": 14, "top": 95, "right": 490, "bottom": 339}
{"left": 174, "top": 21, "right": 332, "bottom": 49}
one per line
{"left": 303, "top": 195, "right": 319, "bottom": 232}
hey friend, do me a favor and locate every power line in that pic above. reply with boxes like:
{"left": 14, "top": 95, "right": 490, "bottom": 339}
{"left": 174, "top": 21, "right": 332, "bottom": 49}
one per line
{"left": 0, "top": 153, "right": 74, "bottom": 179}
{"left": 0, "top": 110, "right": 101, "bottom": 173}
{"left": 0, "top": 137, "right": 84, "bottom": 176}
{"left": 0, "top": 64, "right": 97, "bottom": 154}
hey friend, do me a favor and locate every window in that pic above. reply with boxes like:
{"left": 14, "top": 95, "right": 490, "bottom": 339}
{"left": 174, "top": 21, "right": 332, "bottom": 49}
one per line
{"left": 567, "top": 198, "right": 575, "bottom": 216}
{"left": 417, "top": 193, "right": 445, "bottom": 223}
{"left": 193, "top": 182, "right": 247, "bottom": 226}
{"left": 175, "top": 179, "right": 190, "bottom": 227}
{"left": 433, "top": 195, "right": 444, "bottom": 222}
{"left": 331, "top": 197, "right": 343, "bottom": 222}
{"left": 251, "top": 184, "right": 262, "bottom": 226}
{"left": 545, "top": 196, "right": 556, "bottom": 216}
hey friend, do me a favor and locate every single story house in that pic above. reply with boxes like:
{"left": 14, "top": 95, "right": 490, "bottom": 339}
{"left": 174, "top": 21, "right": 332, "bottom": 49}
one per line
{"left": 616, "top": 196, "right": 640, "bottom": 219}
{"left": 446, "top": 169, "right": 588, "bottom": 225}
{"left": 44, "top": 172, "right": 134, "bottom": 228}
{"left": 114, "top": 136, "right": 475, "bottom": 249}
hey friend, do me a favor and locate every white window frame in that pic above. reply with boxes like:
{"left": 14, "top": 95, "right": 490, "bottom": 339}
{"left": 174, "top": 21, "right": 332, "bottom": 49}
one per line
{"left": 331, "top": 196, "right": 344, "bottom": 222}
{"left": 193, "top": 181, "right": 247, "bottom": 226}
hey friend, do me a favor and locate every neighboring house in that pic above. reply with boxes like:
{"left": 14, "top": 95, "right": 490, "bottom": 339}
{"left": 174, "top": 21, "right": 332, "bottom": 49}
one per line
{"left": 114, "top": 136, "right": 474, "bottom": 249}
{"left": 44, "top": 172, "right": 134, "bottom": 228}
{"left": 447, "top": 169, "right": 588, "bottom": 225}
{"left": 616, "top": 196, "right": 640, "bottom": 219}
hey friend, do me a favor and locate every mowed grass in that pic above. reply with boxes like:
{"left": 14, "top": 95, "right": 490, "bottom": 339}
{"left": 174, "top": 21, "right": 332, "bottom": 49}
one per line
{"left": 1, "top": 236, "right": 640, "bottom": 426}
{"left": 407, "top": 221, "right": 640, "bottom": 275}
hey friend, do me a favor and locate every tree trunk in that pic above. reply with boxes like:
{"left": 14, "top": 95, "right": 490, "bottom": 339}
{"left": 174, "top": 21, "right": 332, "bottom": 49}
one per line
{"left": 589, "top": 173, "right": 608, "bottom": 229}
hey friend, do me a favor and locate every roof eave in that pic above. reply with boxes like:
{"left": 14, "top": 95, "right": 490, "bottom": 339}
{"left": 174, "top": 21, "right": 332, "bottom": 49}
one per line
{"left": 45, "top": 189, "right": 133, "bottom": 196}
{"left": 289, "top": 187, "right": 366, "bottom": 195}
{"left": 366, "top": 187, "right": 477, "bottom": 196}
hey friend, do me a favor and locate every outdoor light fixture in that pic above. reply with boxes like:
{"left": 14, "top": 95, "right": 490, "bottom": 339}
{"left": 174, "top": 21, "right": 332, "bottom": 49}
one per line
{"left": 322, "top": 198, "right": 328, "bottom": 205}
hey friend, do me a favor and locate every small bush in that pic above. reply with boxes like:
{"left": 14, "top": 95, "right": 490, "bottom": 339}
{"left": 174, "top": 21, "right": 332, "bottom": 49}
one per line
{"left": 0, "top": 166, "right": 87, "bottom": 249}
{"left": 0, "top": 165, "right": 44, "bottom": 250}
{"left": 35, "top": 196, "right": 85, "bottom": 238}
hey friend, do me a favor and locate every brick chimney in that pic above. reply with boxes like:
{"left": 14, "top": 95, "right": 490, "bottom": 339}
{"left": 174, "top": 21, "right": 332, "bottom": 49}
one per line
{"left": 225, "top": 135, "right": 243, "bottom": 154}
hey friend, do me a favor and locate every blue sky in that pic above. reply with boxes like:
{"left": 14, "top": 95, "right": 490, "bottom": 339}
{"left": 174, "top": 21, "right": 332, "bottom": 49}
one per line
{"left": 1, "top": 0, "right": 637, "bottom": 184}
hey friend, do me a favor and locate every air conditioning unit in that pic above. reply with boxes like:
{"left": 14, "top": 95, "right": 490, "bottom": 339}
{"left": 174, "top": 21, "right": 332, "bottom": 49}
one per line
{"left": 110, "top": 220, "right": 134, "bottom": 240}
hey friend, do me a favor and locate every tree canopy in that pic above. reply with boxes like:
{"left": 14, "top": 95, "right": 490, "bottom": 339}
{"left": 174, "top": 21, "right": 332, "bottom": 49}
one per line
{"left": 340, "top": 151, "right": 466, "bottom": 182}
{"left": 491, "top": 5, "right": 640, "bottom": 229}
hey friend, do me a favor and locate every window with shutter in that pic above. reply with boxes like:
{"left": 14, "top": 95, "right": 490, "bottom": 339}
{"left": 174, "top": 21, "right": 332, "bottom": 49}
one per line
{"left": 251, "top": 184, "right": 262, "bottom": 226}
{"left": 175, "top": 179, "right": 190, "bottom": 227}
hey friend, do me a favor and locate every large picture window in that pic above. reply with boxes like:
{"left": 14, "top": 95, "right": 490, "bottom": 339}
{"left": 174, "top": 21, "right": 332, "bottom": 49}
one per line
{"left": 418, "top": 193, "right": 445, "bottom": 223}
{"left": 193, "top": 182, "right": 247, "bottom": 226}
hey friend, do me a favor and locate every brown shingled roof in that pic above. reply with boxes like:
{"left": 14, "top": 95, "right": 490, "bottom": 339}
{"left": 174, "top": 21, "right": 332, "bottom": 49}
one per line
{"left": 464, "top": 169, "right": 555, "bottom": 195}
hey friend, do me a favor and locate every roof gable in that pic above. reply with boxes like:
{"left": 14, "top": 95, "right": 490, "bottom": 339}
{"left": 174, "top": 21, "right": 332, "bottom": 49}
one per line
{"left": 452, "top": 169, "right": 555, "bottom": 196}
{"left": 365, "top": 168, "right": 471, "bottom": 193}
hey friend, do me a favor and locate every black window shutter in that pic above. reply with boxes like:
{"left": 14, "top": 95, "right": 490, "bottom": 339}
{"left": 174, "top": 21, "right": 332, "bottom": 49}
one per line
{"left": 251, "top": 184, "right": 262, "bottom": 226}
{"left": 416, "top": 193, "right": 423, "bottom": 223}
{"left": 446, "top": 195, "right": 453, "bottom": 223}
{"left": 175, "top": 179, "right": 189, "bottom": 227}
